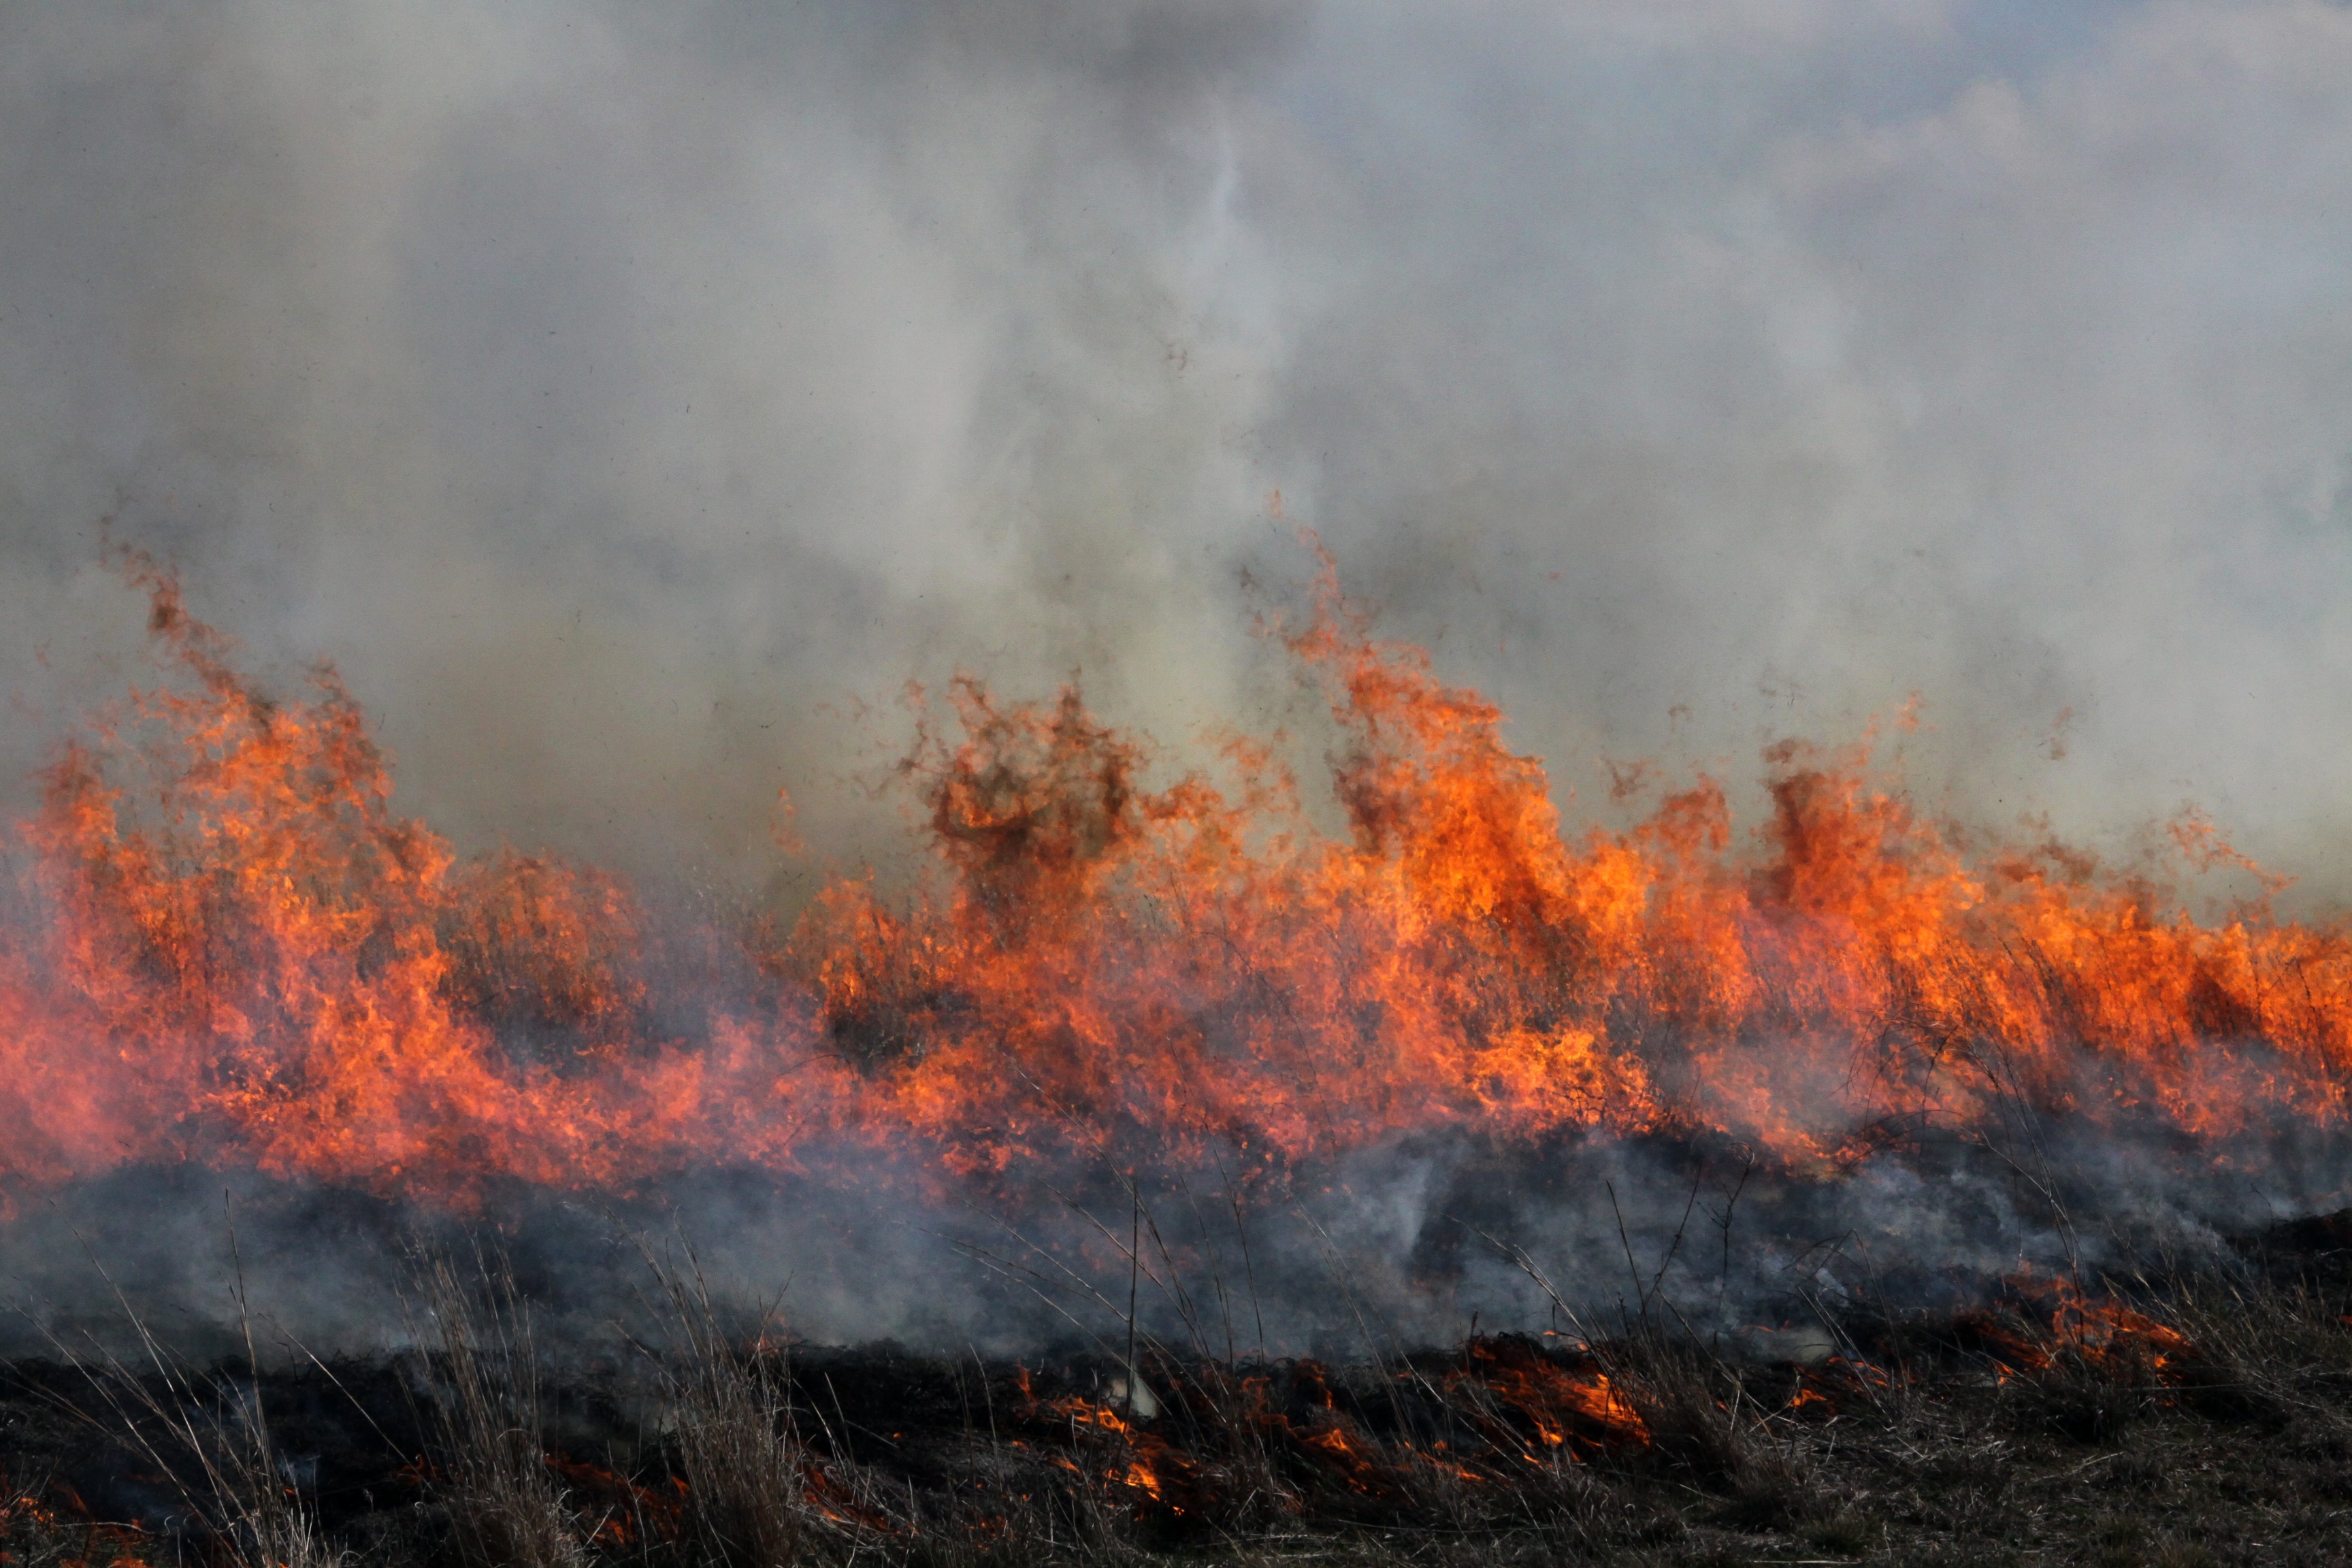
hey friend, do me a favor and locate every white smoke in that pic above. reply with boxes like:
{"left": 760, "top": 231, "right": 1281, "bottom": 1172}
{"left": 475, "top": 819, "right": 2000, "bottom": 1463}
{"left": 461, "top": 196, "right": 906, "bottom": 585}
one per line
{"left": 1, "top": 1, "right": 2349, "bottom": 906}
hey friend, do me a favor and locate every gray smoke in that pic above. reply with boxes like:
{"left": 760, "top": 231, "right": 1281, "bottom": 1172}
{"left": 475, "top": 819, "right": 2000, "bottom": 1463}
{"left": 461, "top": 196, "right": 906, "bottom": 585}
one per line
{"left": 7, "top": 0, "right": 2352, "bottom": 1356}
{"left": 2, "top": 1, "right": 2351, "bottom": 906}
{"left": 7, "top": 1116, "right": 2342, "bottom": 1360}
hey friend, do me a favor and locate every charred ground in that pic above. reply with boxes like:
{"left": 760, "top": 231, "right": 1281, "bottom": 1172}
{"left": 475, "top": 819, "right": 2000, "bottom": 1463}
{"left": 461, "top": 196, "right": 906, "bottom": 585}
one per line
{"left": 3, "top": 1212, "right": 2352, "bottom": 1566}
{"left": 9, "top": 557, "right": 2352, "bottom": 1567}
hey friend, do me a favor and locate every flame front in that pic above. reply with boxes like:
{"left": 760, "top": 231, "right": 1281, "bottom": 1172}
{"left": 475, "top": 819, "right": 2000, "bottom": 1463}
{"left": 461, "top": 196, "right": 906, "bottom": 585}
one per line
{"left": 3, "top": 550, "right": 2349, "bottom": 1203}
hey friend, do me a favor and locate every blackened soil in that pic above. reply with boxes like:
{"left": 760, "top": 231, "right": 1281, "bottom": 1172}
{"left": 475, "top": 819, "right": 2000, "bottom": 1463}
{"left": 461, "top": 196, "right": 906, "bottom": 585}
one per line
{"left": 7, "top": 1211, "right": 2352, "bottom": 1564}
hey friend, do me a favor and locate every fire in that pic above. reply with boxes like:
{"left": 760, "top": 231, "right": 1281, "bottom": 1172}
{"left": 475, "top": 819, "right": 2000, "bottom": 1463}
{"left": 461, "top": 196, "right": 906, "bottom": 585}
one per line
{"left": 1010, "top": 1367, "right": 1203, "bottom": 1515}
{"left": 1, "top": 1479, "right": 150, "bottom": 1567}
{"left": 1961, "top": 1269, "right": 2198, "bottom": 1382}
{"left": 543, "top": 1456, "right": 685, "bottom": 1548}
{"left": 1, "top": 544, "right": 2348, "bottom": 1203}
{"left": 1454, "top": 1336, "right": 1650, "bottom": 1456}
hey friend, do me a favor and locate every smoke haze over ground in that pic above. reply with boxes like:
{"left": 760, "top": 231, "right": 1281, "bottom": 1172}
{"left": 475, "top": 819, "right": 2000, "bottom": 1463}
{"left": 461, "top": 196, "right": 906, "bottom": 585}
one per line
{"left": 2, "top": 1, "right": 2351, "bottom": 904}
{"left": 10, "top": 7, "right": 2352, "bottom": 1374}
{"left": 10, "top": 1123, "right": 2340, "bottom": 1360}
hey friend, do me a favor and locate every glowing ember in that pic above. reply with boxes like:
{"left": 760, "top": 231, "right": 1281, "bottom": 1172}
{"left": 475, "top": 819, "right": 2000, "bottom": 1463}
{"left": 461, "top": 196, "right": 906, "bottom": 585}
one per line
{"left": 1960, "top": 1269, "right": 2200, "bottom": 1383}
{"left": 1454, "top": 1336, "right": 1650, "bottom": 1456}
{"left": 1011, "top": 1367, "right": 1205, "bottom": 1516}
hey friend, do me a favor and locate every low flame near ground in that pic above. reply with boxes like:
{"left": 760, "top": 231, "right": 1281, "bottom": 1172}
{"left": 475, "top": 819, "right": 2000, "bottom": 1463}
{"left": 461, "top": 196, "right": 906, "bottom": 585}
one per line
{"left": 1, "top": 1296, "right": 2302, "bottom": 1562}
{"left": 0, "top": 545, "right": 2343, "bottom": 1205}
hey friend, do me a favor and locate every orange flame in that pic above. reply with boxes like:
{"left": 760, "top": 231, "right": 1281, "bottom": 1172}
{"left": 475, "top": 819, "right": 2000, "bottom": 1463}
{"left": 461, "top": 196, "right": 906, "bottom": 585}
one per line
{"left": 544, "top": 1455, "right": 685, "bottom": 1548}
{"left": 1961, "top": 1268, "right": 2197, "bottom": 1382}
{"left": 1010, "top": 1367, "right": 1203, "bottom": 1514}
{"left": 1454, "top": 1336, "right": 1650, "bottom": 1456}
{"left": 1, "top": 549, "right": 2347, "bottom": 1203}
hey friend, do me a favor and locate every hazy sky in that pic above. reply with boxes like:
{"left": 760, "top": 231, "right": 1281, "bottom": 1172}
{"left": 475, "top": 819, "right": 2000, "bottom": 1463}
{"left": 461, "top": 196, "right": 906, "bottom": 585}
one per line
{"left": 3, "top": 0, "right": 2350, "bottom": 904}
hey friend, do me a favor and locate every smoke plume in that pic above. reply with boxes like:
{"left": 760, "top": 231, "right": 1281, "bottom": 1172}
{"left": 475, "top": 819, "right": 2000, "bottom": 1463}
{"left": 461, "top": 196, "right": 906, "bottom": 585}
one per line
{"left": 1, "top": 1, "right": 2349, "bottom": 900}
{"left": 5, "top": 2, "right": 2352, "bottom": 1354}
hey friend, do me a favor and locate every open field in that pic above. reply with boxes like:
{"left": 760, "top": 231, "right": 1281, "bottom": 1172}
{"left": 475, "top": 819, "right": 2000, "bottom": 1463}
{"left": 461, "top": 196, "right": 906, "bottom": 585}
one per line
{"left": 5, "top": 558, "right": 2352, "bottom": 1568}
{"left": 5, "top": 1214, "right": 2352, "bottom": 1567}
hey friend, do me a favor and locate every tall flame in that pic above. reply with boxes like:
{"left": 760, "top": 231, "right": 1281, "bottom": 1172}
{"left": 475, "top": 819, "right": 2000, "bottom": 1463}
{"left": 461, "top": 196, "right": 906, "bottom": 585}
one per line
{"left": 2, "top": 549, "right": 2347, "bottom": 1205}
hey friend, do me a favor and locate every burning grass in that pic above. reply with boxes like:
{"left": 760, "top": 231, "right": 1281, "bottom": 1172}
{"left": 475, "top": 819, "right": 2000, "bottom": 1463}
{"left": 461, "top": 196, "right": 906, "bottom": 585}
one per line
{"left": 7, "top": 549, "right": 2352, "bottom": 1562}
{"left": 5, "top": 1219, "right": 2352, "bottom": 1566}
{"left": 4, "top": 546, "right": 2351, "bottom": 1209}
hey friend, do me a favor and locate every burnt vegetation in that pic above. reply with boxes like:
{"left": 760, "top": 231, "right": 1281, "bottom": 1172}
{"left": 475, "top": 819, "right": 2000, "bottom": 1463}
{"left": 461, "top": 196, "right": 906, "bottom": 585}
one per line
{"left": 16, "top": 554, "right": 2352, "bottom": 1568}
{"left": 6, "top": 1217, "right": 2352, "bottom": 1567}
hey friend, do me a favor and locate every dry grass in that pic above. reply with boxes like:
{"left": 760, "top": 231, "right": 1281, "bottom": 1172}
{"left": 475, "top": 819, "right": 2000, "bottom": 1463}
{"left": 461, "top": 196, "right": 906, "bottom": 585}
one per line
{"left": 406, "top": 1244, "right": 590, "bottom": 1568}
{"left": 15, "top": 1237, "right": 2352, "bottom": 1565}
{"left": 638, "top": 1247, "right": 813, "bottom": 1568}
{"left": 21, "top": 1252, "right": 346, "bottom": 1568}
